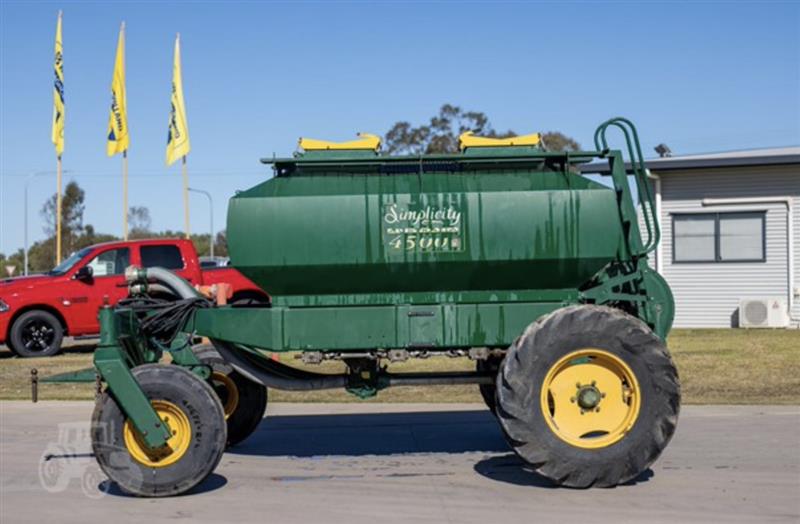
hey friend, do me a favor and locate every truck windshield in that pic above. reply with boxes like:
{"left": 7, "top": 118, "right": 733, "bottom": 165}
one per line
{"left": 48, "top": 247, "right": 92, "bottom": 275}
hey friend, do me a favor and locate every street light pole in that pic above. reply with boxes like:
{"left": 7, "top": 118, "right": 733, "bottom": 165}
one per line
{"left": 24, "top": 170, "right": 65, "bottom": 275}
{"left": 188, "top": 187, "right": 214, "bottom": 258}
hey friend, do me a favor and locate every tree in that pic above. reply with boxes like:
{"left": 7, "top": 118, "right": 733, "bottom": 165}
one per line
{"left": 540, "top": 131, "right": 580, "bottom": 152}
{"left": 214, "top": 230, "right": 228, "bottom": 257}
{"left": 4, "top": 249, "right": 25, "bottom": 276}
{"left": 8, "top": 182, "right": 229, "bottom": 274}
{"left": 187, "top": 231, "right": 228, "bottom": 258}
{"left": 26, "top": 237, "right": 58, "bottom": 273}
{"left": 40, "top": 181, "right": 86, "bottom": 257}
{"left": 128, "top": 206, "right": 153, "bottom": 239}
{"left": 384, "top": 104, "right": 580, "bottom": 154}
{"left": 26, "top": 181, "right": 120, "bottom": 272}
{"left": 74, "top": 224, "right": 118, "bottom": 250}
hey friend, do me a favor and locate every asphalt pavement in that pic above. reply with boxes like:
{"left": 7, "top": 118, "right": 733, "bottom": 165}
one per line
{"left": 1, "top": 401, "right": 798, "bottom": 523}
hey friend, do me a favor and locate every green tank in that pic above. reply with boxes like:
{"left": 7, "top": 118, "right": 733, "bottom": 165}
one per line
{"left": 227, "top": 151, "right": 625, "bottom": 300}
{"left": 72, "top": 118, "right": 680, "bottom": 497}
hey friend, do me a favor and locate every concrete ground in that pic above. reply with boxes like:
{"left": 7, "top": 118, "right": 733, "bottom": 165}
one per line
{"left": 1, "top": 402, "right": 798, "bottom": 523}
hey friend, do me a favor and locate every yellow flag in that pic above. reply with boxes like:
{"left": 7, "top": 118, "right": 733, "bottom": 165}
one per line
{"left": 107, "top": 22, "right": 129, "bottom": 156}
{"left": 166, "top": 34, "right": 190, "bottom": 165}
{"left": 51, "top": 11, "right": 64, "bottom": 156}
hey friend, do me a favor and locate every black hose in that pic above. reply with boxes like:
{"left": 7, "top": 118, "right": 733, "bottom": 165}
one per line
{"left": 211, "top": 340, "right": 347, "bottom": 391}
{"left": 118, "top": 296, "right": 211, "bottom": 348}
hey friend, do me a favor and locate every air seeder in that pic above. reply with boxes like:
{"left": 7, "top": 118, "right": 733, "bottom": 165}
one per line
{"left": 84, "top": 118, "right": 679, "bottom": 496}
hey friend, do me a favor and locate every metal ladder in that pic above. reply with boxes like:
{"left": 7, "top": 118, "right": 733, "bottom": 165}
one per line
{"left": 594, "top": 117, "right": 661, "bottom": 257}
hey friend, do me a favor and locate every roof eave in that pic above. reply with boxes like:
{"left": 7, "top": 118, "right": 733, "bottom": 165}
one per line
{"left": 580, "top": 154, "right": 800, "bottom": 175}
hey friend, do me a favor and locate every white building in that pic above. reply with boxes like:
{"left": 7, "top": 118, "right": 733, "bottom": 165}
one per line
{"left": 585, "top": 147, "right": 800, "bottom": 328}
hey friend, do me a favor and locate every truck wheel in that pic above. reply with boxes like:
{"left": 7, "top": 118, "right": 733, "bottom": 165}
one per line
{"left": 91, "top": 364, "right": 226, "bottom": 497}
{"left": 496, "top": 305, "right": 679, "bottom": 488}
{"left": 193, "top": 344, "right": 267, "bottom": 446}
{"left": 9, "top": 310, "right": 64, "bottom": 357}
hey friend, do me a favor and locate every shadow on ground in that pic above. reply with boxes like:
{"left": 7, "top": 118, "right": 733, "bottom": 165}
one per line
{"left": 100, "top": 473, "right": 228, "bottom": 497}
{"left": 229, "top": 409, "right": 509, "bottom": 456}
{"left": 473, "top": 454, "right": 654, "bottom": 488}
{"left": 0, "top": 340, "right": 97, "bottom": 358}
{"left": 227, "top": 410, "right": 655, "bottom": 488}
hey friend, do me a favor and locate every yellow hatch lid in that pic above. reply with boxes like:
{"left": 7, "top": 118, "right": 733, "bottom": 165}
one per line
{"left": 299, "top": 133, "right": 381, "bottom": 152}
{"left": 458, "top": 131, "right": 541, "bottom": 150}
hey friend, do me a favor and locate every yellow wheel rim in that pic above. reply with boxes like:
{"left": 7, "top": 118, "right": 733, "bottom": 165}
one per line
{"left": 540, "top": 349, "right": 640, "bottom": 449}
{"left": 123, "top": 400, "right": 192, "bottom": 468}
{"left": 211, "top": 371, "right": 239, "bottom": 420}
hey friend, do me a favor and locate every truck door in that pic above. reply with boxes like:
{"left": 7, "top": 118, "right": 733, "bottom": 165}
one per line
{"left": 67, "top": 246, "right": 131, "bottom": 333}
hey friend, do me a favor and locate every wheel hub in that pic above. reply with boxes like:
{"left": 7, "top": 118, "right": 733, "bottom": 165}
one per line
{"left": 576, "top": 384, "right": 602, "bottom": 410}
{"left": 23, "top": 322, "right": 53, "bottom": 351}
{"left": 123, "top": 400, "right": 192, "bottom": 468}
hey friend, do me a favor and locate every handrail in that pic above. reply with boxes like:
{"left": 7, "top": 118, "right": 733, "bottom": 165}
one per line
{"left": 594, "top": 117, "right": 660, "bottom": 256}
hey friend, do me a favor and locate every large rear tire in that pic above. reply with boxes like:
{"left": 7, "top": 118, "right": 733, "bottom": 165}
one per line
{"left": 91, "top": 364, "right": 227, "bottom": 497}
{"left": 193, "top": 344, "right": 267, "bottom": 446}
{"left": 496, "top": 305, "right": 679, "bottom": 488}
{"left": 477, "top": 356, "right": 503, "bottom": 414}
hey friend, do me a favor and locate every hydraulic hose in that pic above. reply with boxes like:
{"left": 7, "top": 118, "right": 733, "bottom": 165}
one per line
{"left": 125, "top": 266, "right": 202, "bottom": 300}
{"left": 211, "top": 340, "right": 347, "bottom": 391}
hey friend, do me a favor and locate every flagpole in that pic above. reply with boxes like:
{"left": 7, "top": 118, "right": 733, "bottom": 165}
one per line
{"left": 123, "top": 150, "right": 128, "bottom": 240}
{"left": 182, "top": 155, "right": 190, "bottom": 238}
{"left": 56, "top": 155, "right": 62, "bottom": 263}
{"left": 53, "top": 10, "right": 64, "bottom": 264}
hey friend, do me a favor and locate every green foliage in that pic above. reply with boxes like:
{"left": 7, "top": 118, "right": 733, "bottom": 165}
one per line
{"left": 384, "top": 104, "right": 580, "bottom": 155}
{"left": 541, "top": 131, "right": 581, "bottom": 152}
{"left": 0, "top": 182, "right": 228, "bottom": 275}
{"left": 128, "top": 206, "right": 152, "bottom": 238}
{"left": 0, "top": 249, "right": 24, "bottom": 277}
{"left": 39, "top": 181, "right": 86, "bottom": 257}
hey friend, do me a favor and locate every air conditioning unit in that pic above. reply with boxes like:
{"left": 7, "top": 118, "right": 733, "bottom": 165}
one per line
{"left": 739, "top": 297, "right": 790, "bottom": 328}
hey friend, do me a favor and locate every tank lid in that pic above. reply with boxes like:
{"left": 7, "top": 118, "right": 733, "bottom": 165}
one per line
{"left": 299, "top": 133, "right": 381, "bottom": 152}
{"left": 458, "top": 131, "right": 542, "bottom": 150}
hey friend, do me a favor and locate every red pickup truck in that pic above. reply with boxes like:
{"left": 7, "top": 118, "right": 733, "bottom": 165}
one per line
{"left": 0, "top": 238, "right": 268, "bottom": 357}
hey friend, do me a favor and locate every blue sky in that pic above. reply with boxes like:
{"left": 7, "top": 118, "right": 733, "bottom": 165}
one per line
{"left": 1, "top": 1, "right": 798, "bottom": 256}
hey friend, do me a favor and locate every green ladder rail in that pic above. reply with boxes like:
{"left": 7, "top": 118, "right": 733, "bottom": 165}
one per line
{"left": 594, "top": 117, "right": 661, "bottom": 257}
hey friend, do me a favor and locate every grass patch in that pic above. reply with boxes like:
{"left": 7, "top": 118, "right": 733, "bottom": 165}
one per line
{"left": 1, "top": 329, "right": 798, "bottom": 404}
{"left": 667, "top": 329, "right": 799, "bottom": 404}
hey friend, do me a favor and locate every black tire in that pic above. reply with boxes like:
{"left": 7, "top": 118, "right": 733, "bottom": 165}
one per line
{"left": 496, "top": 305, "right": 680, "bottom": 488}
{"left": 477, "top": 356, "right": 503, "bottom": 414}
{"left": 91, "top": 364, "right": 227, "bottom": 497}
{"left": 193, "top": 344, "right": 267, "bottom": 446}
{"left": 9, "top": 310, "right": 64, "bottom": 357}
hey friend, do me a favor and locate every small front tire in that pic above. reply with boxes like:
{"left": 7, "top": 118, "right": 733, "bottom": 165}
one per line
{"left": 91, "top": 364, "right": 227, "bottom": 497}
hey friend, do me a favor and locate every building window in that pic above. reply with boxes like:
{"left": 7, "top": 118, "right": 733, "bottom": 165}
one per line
{"left": 673, "top": 212, "right": 765, "bottom": 263}
{"left": 141, "top": 245, "right": 184, "bottom": 270}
